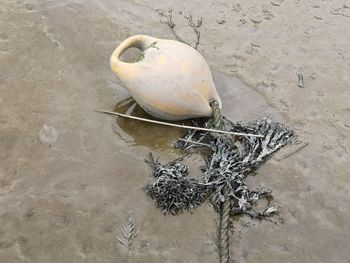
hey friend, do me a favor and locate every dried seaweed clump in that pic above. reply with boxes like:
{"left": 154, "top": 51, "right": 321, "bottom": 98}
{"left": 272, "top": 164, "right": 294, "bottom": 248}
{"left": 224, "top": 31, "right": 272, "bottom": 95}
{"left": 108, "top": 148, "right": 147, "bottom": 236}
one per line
{"left": 145, "top": 118, "right": 294, "bottom": 219}
{"left": 181, "top": 118, "right": 294, "bottom": 218}
{"left": 144, "top": 154, "right": 208, "bottom": 215}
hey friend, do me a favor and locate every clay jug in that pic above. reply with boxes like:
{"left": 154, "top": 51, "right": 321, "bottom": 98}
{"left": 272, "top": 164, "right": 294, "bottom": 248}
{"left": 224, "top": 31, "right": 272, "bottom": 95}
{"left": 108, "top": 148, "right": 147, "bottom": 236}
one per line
{"left": 110, "top": 35, "right": 222, "bottom": 121}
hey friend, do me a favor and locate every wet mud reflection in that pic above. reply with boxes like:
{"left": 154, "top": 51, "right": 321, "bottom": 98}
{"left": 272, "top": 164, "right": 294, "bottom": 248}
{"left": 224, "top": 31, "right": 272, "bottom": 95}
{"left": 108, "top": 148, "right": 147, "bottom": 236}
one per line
{"left": 113, "top": 98, "right": 185, "bottom": 149}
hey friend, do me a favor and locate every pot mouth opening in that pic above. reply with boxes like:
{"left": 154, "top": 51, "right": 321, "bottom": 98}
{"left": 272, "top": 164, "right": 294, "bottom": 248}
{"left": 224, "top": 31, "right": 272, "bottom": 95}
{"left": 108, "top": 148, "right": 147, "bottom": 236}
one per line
{"left": 118, "top": 47, "right": 144, "bottom": 63}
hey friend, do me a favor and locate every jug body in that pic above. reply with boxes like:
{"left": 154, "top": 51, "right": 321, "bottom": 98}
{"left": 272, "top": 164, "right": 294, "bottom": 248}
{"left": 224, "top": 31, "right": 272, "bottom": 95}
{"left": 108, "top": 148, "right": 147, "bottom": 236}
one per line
{"left": 110, "top": 35, "right": 222, "bottom": 120}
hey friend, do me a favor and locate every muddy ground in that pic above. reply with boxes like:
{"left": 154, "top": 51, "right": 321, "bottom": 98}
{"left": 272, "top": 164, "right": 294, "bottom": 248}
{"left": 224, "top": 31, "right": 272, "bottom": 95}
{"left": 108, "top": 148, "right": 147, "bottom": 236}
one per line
{"left": 0, "top": 0, "right": 349, "bottom": 262}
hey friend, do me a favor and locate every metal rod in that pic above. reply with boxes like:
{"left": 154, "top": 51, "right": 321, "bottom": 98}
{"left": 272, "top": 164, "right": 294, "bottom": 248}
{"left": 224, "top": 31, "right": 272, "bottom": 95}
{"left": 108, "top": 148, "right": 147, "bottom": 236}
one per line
{"left": 95, "top": 110, "right": 264, "bottom": 138}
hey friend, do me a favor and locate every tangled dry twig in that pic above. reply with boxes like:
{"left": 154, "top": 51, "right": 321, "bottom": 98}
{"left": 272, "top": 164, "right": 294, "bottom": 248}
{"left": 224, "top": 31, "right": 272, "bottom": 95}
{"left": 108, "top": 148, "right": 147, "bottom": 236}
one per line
{"left": 160, "top": 9, "right": 202, "bottom": 49}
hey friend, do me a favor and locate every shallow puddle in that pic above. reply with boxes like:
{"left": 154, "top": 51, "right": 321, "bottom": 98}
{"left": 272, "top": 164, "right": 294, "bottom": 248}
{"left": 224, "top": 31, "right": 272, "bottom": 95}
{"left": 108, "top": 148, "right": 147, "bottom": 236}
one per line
{"left": 113, "top": 98, "right": 184, "bottom": 150}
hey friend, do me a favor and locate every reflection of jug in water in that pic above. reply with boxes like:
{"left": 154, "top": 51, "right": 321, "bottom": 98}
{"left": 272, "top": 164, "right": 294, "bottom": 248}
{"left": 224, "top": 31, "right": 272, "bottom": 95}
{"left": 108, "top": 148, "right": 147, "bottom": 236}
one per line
{"left": 110, "top": 35, "right": 222, "bottom": 121}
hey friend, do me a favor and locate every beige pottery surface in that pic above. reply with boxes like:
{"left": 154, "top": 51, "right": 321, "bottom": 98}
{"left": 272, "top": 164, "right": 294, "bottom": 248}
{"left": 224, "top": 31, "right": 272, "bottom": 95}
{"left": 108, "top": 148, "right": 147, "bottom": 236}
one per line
{"left": 110, "top": 35, "right": 222, "bottom": 120}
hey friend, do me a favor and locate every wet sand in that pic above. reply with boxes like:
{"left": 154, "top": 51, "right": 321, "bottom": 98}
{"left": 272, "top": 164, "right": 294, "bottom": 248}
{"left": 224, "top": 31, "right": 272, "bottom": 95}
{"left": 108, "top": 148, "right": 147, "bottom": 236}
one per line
{"left": 0, "top": 0, "right": 349, "bottom": 262}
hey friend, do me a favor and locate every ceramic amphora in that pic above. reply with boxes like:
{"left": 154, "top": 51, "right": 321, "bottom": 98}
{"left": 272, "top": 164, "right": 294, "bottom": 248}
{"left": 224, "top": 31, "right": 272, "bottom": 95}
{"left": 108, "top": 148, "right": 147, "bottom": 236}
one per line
{"left": 110, "top": 35, "right": 222, "bottom": 120}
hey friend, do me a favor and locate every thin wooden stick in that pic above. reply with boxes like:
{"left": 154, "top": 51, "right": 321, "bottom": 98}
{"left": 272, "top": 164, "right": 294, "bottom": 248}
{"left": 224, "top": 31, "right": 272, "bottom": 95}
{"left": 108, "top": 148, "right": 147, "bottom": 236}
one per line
{"left": 95, "top": 109, "right": 264, "bottom": 138}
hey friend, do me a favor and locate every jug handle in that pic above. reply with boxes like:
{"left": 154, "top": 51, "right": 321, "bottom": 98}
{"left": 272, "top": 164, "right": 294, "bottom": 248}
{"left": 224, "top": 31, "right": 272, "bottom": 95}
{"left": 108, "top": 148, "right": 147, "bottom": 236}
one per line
{"left": 110, "top": 35, "right": 155, "bottom": 75}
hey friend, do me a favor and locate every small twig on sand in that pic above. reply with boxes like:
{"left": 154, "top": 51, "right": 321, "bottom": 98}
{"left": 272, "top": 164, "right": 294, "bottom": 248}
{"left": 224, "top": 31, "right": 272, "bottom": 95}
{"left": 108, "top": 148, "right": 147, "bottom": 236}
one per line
{"left": 160, "top": 9, "right": 202, "bottom": 49}
{"left": 297, "top": 72, "right": 304, "bottom": 87}
{"left": 95, "top": 109, "right": 263, "bottom": 138}
{"left": 160, "top": 9, "right": 190, "bottom": 46}
{"left": 275, "top": 141, "right": 309, "bottom": 161}
{"left": 118, "top": 214, "right": 136, "bottom": 251}
{"left": 184, "top": 14, "right": 202, "bottom": 49}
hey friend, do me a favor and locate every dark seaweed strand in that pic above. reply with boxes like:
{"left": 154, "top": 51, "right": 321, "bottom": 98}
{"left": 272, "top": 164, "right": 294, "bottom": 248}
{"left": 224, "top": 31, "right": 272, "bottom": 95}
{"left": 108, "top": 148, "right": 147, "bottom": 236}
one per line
{"left": 209, "top": 100, "right": 230, "bottom": 263}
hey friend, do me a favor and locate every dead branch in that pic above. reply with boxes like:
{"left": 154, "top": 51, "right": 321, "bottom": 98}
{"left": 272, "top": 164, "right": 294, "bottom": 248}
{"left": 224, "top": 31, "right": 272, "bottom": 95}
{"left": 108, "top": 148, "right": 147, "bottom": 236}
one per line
{"left": 160, "top": 9, "right": 202, "bottom": 50}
